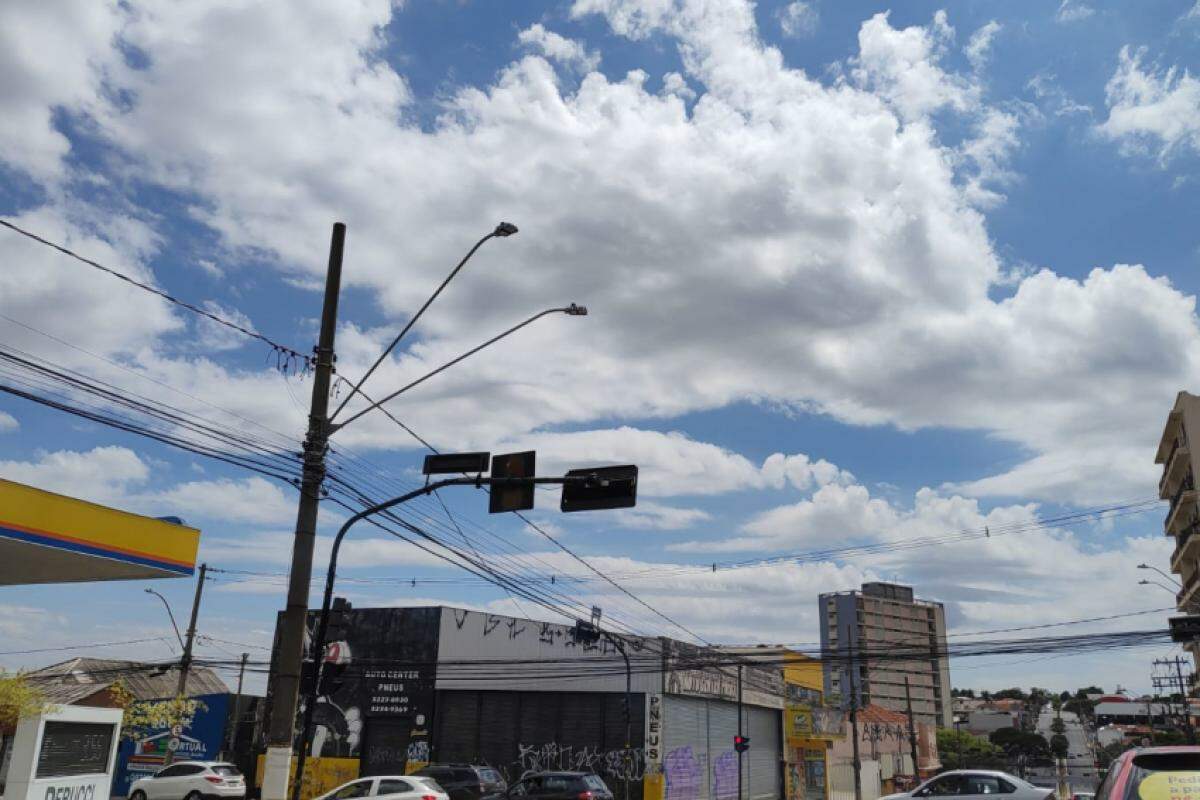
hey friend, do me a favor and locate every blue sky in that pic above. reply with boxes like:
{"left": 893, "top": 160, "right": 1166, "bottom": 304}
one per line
{"left": 3, "top": 0, "right": 1200, "bottom": 694}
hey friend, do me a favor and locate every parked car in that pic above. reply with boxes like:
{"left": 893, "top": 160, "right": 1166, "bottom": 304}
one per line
{"left": 1095, "top": 746, "right": 1200, "bottom": 800}
{"left": 482, "top": 772, "right": 613, "bottom": 800}
{"left": 129, "top": 761, "right": 246, "bottom": 800}
{"left": 315, "top": 775, "right": 450, "bottom": 800}
{"left": 412, "top": 765, "right": 507, "bottom": 800}
{"left": 880, "top": 770, "right": 1054, "bottom": 800}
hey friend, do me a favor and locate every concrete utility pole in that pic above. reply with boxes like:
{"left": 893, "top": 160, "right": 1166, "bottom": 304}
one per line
{"left": 848, "top": 642, "right": 862, "bottom": 800}
{"left": 737, "top": 665, "right": 744, "bottom": 800}
{"left": 165, "top": 562, "right": 207, "bottom": 766}
{"left": 904, "top": 677, "right": 920, "bottom": 783}
{"left": 263, "top": 223, "right": 345, "bottom": 800}
{"left": 226, "top": 652, "right": 248, "bottom": 757}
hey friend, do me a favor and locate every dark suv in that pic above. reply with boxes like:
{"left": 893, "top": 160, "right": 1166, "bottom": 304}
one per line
{"left": 487, "top": 772, "right": 613, "bottom": 800}
{"left": 413, "top": 765, "right": 507, "bottom": 800}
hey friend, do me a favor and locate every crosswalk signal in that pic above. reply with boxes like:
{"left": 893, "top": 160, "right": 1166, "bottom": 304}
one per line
{"left": 734, "top": 735, "right": 750, "bottom": 753}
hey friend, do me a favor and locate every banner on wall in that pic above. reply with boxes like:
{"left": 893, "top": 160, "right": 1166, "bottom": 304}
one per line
{"left": 112, "top": 693, "right": 230, "bottom": 796}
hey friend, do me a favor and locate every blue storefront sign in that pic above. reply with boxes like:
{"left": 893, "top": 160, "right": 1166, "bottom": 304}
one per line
{"left": 112, "top": 693, "right": 230, "bottom": 797}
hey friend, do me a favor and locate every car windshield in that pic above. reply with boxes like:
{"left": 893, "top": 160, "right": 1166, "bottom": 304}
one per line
{"left": 413, "top": 777, "right": 446, "bottom": 793}
{"left": 480, "top": 770, "right": 503, "bottom": 785}
{"left": 1126, "top": 753, "right": 1200, "bottom": 800}
{"left": 583, "top": 776, "right": 608, "bottom": 792}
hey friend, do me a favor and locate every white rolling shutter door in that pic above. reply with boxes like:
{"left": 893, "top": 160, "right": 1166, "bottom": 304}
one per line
{"left": 664, "top": 696, "right": 711, "bottom": 800}
{"left": 746, "top": 706, "right": 781, "bottom": 800}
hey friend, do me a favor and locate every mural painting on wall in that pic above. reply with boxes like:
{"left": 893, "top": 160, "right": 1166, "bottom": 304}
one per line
{"left": 711, "top": 751, "right": 737, "bottom": 800}
{"left": 664, "top": 746, "right": 701, "bottom": 800}
{"left": 515, "top": 743, "right": 645, "bottom": 782}
{"left": 291, "top": 606, "right": 440, "bottom": 770}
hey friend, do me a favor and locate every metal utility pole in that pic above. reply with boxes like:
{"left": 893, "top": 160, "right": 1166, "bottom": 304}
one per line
{"left": 848, "top": 642, "right": 862, "bottom": 800}
{"left": 1153, "top": 657, "right": 1196, "bottom": 744}
{"left": 226, "top": 652, "right": 249, "bottom": 757}
{"left": 165, "top": 562, "right": 207, "bottom": 766}
{"left": 263, "top": 223, "right": 345, "bottom": 800}
{"left": 904, "top": 677, "right": 920, "bottom": 783}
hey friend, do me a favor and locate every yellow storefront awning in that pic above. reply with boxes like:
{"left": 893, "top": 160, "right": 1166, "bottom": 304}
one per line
{"left": 0, "top": 479, "right": 200, "bottom": 585}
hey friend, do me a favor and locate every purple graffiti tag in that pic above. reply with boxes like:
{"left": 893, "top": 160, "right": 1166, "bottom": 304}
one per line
{"left": 665, "top": 746, "right": 700, "bottom": 800}
{"left": 712, "top": 751, "right": 737, "bottom": 800}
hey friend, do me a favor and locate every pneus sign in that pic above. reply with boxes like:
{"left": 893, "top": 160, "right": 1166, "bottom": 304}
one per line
{"left": 645, "top": 694, "right": 663, "bottom": 774}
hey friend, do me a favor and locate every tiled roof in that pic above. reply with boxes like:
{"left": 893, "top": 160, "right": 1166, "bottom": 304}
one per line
{"left": 859, "top": 704, "right": 910, "bottom": 725}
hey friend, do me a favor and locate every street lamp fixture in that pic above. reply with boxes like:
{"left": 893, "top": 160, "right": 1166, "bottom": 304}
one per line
{"left": 331, "top": 304, "right": 589, "bottom": 431}
{"left": 329, "top": 221, "right": 521, "bottom": 422}
{"left": 1138, "top": 563, "right": 1182, "bottom": 588}
{"left": 144, "top": 588, "right": 185, "bottom": 651}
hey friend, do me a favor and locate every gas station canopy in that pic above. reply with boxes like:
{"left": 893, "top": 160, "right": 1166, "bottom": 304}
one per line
{"left": 0, "top": 479, "right": 200, "bottom": 585}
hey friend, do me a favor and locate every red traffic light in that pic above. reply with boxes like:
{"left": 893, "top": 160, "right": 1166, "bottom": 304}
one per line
{"left": 734, "top": 735, "right": 750, "bottom": 753}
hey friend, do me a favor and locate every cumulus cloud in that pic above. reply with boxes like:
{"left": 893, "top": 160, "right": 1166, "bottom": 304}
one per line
{"left": 0, "top": 411, "right": 17, "bottom": 432}
{"left": 0, "top": 446, "right": 150, "bottom": 508}
{"left": 612, "top": 501, "right": 712, "bottom": 530}
{"left": 1100, "top": 46, "right": 1200, "bottom": 160}
{"left": 494, "top": 427, "right": 852, "bottom": 497}
{"left": 777, "top": 2, "right": 818, "bottom": 39}
{"left": 518, "top": 24, "right": 600, "bottom": 73}
{"left": 1056, "top": 1, "right": 1095, "bottom": 23}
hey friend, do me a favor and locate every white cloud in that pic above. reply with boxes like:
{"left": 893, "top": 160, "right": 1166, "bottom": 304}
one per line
{"left": 518, "top": 24, "right": 600, "bottom": 73}
{"left": 964, "top": 21, "right": 1001, "bottom": 72}
{"left": 194, "top": 301, "right": 258, "bottom": 352}
{"left": 1056, "top": 0, "right": 1095, "bottom": 23}
{"left": 612, "top": 501, "right": 712, "bottom": 530}
{"left": 1026, "top": 71, "right": 1092, "bottom": 117}
{"left": 777, "top": 2, "right": 818, "bottom": 39}
{"left": 0, "top": 446, "right": 150, "bottom": 508}
{"left": 1100, "top": 46, "right": 1200, "bottom": 161}
{"left": 147, "top": 476, "right": 296, "bottom": 526}
{"left": 0, "top": 411, "right": 17, "bottom": 432}
{"left": 495, "top": 427, "right": 852, "bottom": 497}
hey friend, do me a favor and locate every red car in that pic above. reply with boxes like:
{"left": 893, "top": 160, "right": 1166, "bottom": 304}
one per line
{"left": 1095, "top": 746, "right": 1200, "bottom": 800}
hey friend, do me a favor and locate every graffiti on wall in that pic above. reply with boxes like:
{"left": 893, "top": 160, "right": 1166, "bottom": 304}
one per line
{"left": 711, "top": 751, "right": 737, "bottom": 800}
{"left": 664, "top": 746, "right": 701, "bottom": 800}
{"left": 514, "top": 743, "right": 645, "bottom": 782}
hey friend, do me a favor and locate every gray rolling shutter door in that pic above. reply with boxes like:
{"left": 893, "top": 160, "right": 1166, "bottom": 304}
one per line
{"left": 745, "top": 707, "right": 780, "bottom": 800}
{"left": 664, "top": 696, "right": 710, "bottom": 800}
{"left": 706, "top": 702, "right": 739, "bottom": 800}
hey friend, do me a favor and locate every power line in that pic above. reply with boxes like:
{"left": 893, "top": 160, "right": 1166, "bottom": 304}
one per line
{"left": 0, "top": 218, "right": 311, "bottom": 372}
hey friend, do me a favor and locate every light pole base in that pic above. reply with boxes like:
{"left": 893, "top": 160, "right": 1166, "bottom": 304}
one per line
{"left": 263, "top": 747, "right": 293, "bottom": 800}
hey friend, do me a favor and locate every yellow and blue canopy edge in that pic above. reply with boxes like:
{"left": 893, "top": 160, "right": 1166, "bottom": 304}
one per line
{"left": 0, "top": 478, "right": 200, "bottom": 585}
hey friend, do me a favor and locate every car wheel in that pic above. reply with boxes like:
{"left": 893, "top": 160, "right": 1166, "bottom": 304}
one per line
{"left": 185, "top": 791, "right": 203, "bottom": 800}
{"left": 131, "top": 791, "right": 147, "bottom": 800}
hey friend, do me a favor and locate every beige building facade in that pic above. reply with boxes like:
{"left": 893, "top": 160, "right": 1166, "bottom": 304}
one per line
{"left": 819, "top": 583, "right": 953, "bottom": 728}
{"left": 1157, "top": 391, "right": 1200, "bottom": 676}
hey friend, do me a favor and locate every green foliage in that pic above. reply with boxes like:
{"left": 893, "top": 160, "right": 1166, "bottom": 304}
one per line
{"left": 109, "top": 681, "right": 207, "bottom": 741}
{"left": 1063, "top": 698, "right": 1095, "bottom": 720}
{"left": 1051, "top": 718, "right": 1066, "bottom": 734}
{"left": 937, "top": 729, "right": 1007, "bottom": 771}
{"left": 0, "top": 671, "right": 53, "bottom": 727}
{"left": 1095, "top": 741, "right": 1128, "bottom": 769}
{"left": 1050, "top": 734, "right": 1070, "bottom": 758}
{"left": 989, "top": 728, "right": 1051, "bottom": 761}
{"left": 1075, "top": 687, "right": 1103, "bottom": 699}
{"left": 952, "top": 688, "right": 976, "bottom": 698}
{"left": 993, "top": 688, "right": 1027, "bottom": 701}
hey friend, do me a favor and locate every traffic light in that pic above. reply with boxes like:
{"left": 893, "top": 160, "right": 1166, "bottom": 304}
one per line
{"left": 734, "top": 735, "right": 750, "bottom": 753}
{"left": 489, "top": 451, "right": 536, "bottom": 513}
{"left": 560, "top": 465, "right": 638, "bottom": 512}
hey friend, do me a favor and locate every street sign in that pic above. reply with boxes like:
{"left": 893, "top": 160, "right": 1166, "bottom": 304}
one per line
{"left": 423, "top": 452, "right": 490, "bottom": 475}
{"left": 489, "top": 451, "right": 536, "bottom": 514}
{"left": 560, "top": 465, "right": 638, "bottom": 512}
{"left": 1170, "top": 615, "right": 1200, "bottom": 642}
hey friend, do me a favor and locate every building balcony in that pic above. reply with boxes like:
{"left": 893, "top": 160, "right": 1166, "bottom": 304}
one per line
{"left": 1161, "top": 436, "right": 1191, "bottom": 499}
{"left": 1172, "top": 523, "right": 1200, "bottom": 574}
{"left": 1178, "top": 573, "right": 1200, "bottom": 611}
{"left": 1166, "top": 473, "right": 1198, "bottom": 534}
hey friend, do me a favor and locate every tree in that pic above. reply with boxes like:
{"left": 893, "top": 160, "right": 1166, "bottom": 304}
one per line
{"left": 990, "top": 729, "right": 1051, "bottom": 761}
{"left": 994, "top": 688, "right": 1027, "bottom": 701}
{"left": 1075, "top": 686, "right": 1103, "bottom": 699}
{"left": 1050, "top": 734, "right": 1070, "bottom": 759}
{"left": 1051, "top": 718, "right": 1066, "bottom": 734}
{"left": 1095, "top": 741, "right": 1127, "bottom": 769}
{"left": 952, "top": 688, "right": 977, "bottom": 698}
{"left": 108, "top": 681, "right": 206, "bottom": 741}
{"left": 0, "top": 672, "right": 51, "bottom": 727}
{"left": 938, "top": 729, "right": 1007, "bottom": 771}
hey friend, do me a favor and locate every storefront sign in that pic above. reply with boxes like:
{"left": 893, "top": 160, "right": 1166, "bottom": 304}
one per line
{"left": 645, "top": 694, "right": 663, "bottom": 774}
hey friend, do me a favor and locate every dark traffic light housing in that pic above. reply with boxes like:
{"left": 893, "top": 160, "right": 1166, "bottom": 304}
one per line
{"left": 561, "top": 465, "right": 638, "bottom": 512}
{"left": 489, "top": 450, "right": 536, "bottom": 513}
{"left": 734, "top": 735, "right": 750, "bottom": 753}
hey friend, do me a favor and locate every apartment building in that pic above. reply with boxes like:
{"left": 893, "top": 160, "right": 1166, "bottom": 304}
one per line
{"left": 1157, "top": 391, "right": 1200, "bottom": 675}
{"left": 818, "top": 582, "right": 953, "bottom": 728}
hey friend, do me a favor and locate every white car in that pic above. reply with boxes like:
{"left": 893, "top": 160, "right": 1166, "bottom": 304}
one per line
{"left": 317, "top": 776, "right": 450, "bottom": 800}
{"left": 881, "top": 770, "right": 1055, "bottom": 800}
{"left": 129, "top": 761, "right": 246, "bottom": 800}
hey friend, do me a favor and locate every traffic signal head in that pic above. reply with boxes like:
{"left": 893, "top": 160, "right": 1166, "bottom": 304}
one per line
{"left": 489, "top": 451, "right": 536, "bottom": 513}
{"left": 560, "top": 465, "right": 638, "bottom": 512}
{"left": 734, "top": 735, "right": 750, "bottom": 753}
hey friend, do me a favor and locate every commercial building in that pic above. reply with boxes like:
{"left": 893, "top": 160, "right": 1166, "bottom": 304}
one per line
{"left": 262, "top": 606, "right": 792, "bottom": 800}
{"left": 1157, "top": 391, "right": 1200, "bottom": 674}
{"left": 818, "top": 583, "right": 952, "bottom": 728}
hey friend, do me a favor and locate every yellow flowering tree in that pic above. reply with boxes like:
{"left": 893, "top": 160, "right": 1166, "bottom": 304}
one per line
{"left": 0, "top": 671, "right": 52, "bottom": 727}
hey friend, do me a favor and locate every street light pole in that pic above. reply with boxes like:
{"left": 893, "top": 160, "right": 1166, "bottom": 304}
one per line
{"left": 291, "top": 473, "right": 609, "bottom": 800}
{"left": 144, "top": 588, "right": 185, "bottom": 652}
{"left": 164, "top": 562, "right": 207, "bottom": 766}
